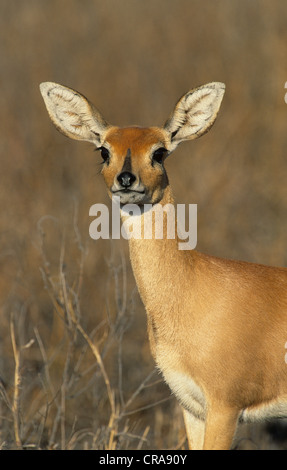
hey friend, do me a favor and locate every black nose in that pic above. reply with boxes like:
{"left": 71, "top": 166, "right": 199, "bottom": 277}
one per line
{"left": 117, "top": 171, "right": 136, "bottom": 188}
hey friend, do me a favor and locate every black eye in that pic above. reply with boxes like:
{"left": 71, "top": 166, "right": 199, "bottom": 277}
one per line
{"left": 98, "top": 147, "right": 110, "bottom": 164}
{"left": 152, "top": 147, "right": 167, "bottom": 166}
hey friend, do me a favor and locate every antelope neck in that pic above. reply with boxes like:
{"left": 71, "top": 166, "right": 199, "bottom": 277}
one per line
{"left": 127, "top": 185, "right": 191, "bottom": 321}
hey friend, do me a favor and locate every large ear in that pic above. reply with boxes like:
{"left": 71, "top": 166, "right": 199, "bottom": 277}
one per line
{"left": 39, "top": 82, "right": 110, "bottom": 146}
{"left": 164, "top": 82, "right": 225, "bottom": 151}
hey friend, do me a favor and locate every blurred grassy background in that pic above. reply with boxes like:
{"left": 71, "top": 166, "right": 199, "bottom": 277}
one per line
{"left": 1, "top": 0, "right": 287, "bottom": 449}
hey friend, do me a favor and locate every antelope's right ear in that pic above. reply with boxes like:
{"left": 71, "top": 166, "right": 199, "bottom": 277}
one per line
{"left": 164, "top": 82, "right": 225, "bottom": 152}
{"left": 39, "top": 82, "right": 111, "bottom": 146}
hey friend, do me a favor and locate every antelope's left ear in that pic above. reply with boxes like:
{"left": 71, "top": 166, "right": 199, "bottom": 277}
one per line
{"left": 164, "top": 82, "right": 225, "bottom": 152}
{"left": 39, "top": 82, "right": 111, "bottom": 146}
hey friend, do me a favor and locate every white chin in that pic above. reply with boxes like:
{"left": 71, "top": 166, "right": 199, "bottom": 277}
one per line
{"left": 113, "top": 191, "right": 146, "bottom": 205}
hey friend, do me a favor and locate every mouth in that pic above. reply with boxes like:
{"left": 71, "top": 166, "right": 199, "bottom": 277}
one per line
{"left": 112, "top": 189, "right": 145, "bottom": 194}
{"left": 111, "top": 188, "right": 146, "bottom": 204}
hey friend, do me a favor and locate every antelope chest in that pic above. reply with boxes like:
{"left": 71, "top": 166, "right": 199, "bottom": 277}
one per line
{"left": 156, "top": 347, "right": 207, "bottom": 421}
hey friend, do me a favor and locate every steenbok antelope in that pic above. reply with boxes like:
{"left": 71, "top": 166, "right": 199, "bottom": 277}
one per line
{"left": 40, "top": 81, "right": 287, "bottom": 450}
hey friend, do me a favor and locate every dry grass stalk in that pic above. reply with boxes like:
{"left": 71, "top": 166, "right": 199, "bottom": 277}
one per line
{"left": 10, "top": 318, "right": 22, "bottom": 449}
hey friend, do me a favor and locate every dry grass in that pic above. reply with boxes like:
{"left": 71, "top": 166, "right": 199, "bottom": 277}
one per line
{"left": 0, "top": 216, "right": 184, "bottom": 450}
{"left": 1, "top": 0, "right": 287, "bottom": 450}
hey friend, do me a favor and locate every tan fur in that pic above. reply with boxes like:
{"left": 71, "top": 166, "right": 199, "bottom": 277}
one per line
{"left": 40, "top": 81, "right": 287, "bottom": 449}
